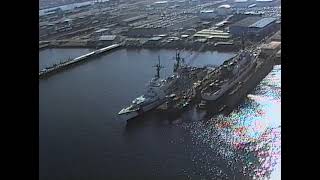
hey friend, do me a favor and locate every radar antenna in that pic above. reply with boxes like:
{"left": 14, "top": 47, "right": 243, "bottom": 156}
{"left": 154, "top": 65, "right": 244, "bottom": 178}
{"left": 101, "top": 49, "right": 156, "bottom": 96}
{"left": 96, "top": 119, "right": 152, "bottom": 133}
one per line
{"left": 174, "top": 50, "right": 183, "bottom": 72}
{"left": 153, "top": 56, "right": 164, "bottom": 79}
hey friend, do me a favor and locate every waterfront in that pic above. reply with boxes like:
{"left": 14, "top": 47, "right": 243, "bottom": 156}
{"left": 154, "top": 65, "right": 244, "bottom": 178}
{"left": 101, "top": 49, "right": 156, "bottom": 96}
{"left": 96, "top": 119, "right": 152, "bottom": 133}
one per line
{"left": 40, "top": 1, "right": 95, "bottom": 14}
{"left": 39, "top": 48, "right": 93, "bottom": 70}
{"left": 39, "top": 48, "right": 280, "bottom": 179}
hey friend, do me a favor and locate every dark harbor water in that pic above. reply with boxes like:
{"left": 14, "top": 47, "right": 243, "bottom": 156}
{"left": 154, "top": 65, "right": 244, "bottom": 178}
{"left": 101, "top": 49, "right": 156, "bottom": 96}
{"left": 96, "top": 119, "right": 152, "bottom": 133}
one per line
{"left": 39, "top": 48, "right": 280, "bottom": 179}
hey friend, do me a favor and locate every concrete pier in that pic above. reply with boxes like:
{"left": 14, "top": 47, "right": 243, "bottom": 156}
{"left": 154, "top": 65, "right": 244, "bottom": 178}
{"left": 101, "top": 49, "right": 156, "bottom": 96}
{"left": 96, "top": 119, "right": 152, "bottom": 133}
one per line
{"left": 39, "top": 44, "right": 121, "bottom": 78}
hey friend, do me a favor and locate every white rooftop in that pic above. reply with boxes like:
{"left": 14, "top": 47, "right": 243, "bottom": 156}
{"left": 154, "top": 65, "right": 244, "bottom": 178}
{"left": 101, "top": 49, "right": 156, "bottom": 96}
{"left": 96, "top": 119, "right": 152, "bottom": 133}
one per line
{"left": 95, "top": 28, "right": 109, "bottom": 33}
{"left": 149, "top": 37, "right": 163, "bottom": 41}
{"left": 99, "top": 35, "right": 116, "bottom": 41}
{"left": 218, "top": 4, "right": 231, "bottom": 9}
{"left": 154, "top": 1, "right": 168, "bottom": 4}
{"left": 201, "top": 10, "right": 214, "bottom": 13}
{"left": 234, "top": 0, "right": 248, "bottom": 2}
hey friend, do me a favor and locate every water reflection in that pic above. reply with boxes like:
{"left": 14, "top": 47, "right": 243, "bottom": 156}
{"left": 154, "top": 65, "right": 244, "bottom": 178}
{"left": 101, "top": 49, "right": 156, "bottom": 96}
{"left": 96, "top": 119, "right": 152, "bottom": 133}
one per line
{"left": 180, "top": 65, "right": 281, "bottom": 179}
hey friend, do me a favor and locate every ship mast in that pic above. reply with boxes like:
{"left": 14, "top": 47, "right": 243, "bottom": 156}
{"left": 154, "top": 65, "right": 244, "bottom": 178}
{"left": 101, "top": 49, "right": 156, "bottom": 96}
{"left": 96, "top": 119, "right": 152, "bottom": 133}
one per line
{"left": 174, "top": 50, "right": 184, "bottom": 72}
{"left": 153, "top": 56, "right": 164, "bottom": 79}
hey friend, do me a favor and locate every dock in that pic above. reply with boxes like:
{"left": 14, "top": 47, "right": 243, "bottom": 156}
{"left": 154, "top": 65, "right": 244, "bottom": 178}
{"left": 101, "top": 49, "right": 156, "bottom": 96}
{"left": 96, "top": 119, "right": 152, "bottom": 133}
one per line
{"left": 275, "top": 49, "right": 281, "bottom": 65}
{"left": 39, "top": 44, "right": 121, "bottom": 78}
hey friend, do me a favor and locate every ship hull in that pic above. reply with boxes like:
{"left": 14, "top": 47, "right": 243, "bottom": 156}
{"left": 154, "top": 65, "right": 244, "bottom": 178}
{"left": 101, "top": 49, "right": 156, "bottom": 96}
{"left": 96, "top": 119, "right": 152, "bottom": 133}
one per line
{"left": 201, "top": 60, "right": 257, "bottom": 101}
{"left": 119, "top": 98, "right": 166, "bottom": 121}
{"left": 118, "top": 111, "right": 140, "bottom": 121}
{"left": 141, "top": 98, "right": 166, "bottom": 112}
{"left": 205, "top": 56, "right": 275, "bottom": 117}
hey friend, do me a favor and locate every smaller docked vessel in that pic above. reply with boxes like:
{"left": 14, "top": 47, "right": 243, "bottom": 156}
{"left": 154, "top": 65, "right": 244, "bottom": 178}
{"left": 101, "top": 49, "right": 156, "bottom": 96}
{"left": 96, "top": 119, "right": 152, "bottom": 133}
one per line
{"left": 118, "top": 56, "right": 178, "bottom": 121}
{"left": 201, "top": 49, "right": 258, "bottom": 102}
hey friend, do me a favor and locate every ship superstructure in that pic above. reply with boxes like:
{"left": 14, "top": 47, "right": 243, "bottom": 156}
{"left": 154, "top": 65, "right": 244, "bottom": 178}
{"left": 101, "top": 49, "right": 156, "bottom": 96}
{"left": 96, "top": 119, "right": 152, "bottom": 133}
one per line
{"left": 201, "top": 49, "right": 258, "bottom": 102}
{"left": 118, "top": 55, "right": 179, "bottom": 121}
{"left": 118, "top": 46, "right": 262, "bottom": 121}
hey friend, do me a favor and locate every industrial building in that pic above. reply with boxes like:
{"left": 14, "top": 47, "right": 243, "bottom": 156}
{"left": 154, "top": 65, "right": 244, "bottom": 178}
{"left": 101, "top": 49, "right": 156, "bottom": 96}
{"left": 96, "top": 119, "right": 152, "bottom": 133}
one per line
{"left": 193, "top": 28, "right": 231, "bottom": 42}
{"left": 126, "top": 15, "right": 200, "bottom": 37}
{"left": 216, "top": 4, "right": 232, "bottom": 16}
{"left": 127, "top": 27, "right": 167, "bottom": 37}
{"left": 152, "top": 1, "right": 170, "bottom": 8}
{"left": 260, "top": 41, "right": 281, "bottom": 57}
{"left": 229, "top": 16, "right": 277, "bottom": 38}
{"left": 144, "top": 36, "right": 163, "bottom": 46}
{"left": 120, "top": 15, "right": 148, "bottom": 26}
{"left": 199, "top": 10, "right": 216, "bottom": 20}
{"left": 99, "top": 35, "right": 117, "bottom": 41}
{"left": 96, "top": 35, "right": 119, "bottom": 46}
{"left": 124, "top": 38, "right": 141, "bottom": 46}
{"left": 93, "top": 28, "right": 110, "bottom": 36}
{"left": 198, "top": 4, "right": 232, "bottom": 20}
{"left": 233, "top": 0, "right": 250, "bottom": 8}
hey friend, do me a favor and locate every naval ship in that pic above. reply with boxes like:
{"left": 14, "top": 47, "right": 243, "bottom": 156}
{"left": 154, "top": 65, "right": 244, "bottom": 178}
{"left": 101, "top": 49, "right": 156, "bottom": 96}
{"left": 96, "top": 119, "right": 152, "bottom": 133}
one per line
{"left": 118, "top": 55, "right": 181, "bottom": 121}
{"left": 201, "top": 49, "right": 259, "bottom": 102}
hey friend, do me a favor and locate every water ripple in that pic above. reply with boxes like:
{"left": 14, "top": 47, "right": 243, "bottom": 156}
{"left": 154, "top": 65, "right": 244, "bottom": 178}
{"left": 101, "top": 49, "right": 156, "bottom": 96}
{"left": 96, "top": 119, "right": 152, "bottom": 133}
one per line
{"left": 179, "top": 65, "right": 281, "bottom": 179}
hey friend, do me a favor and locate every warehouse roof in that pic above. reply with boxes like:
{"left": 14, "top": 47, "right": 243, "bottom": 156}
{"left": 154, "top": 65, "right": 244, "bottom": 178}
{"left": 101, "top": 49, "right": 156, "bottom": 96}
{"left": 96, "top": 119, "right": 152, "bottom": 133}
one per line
{"left": 122, "top": 15, "right": 147, "bottom": 23}
{"left": 95, "top": 28, "right": 109, "bottom": 33}
{"left": 234, "top": 0, "right": 248, "bottom": 2}
{"left": 231, "top": 17, "right": 276, "bottom": 28}
{"left": 200, "top": 10, "right": 214, "bottom": 13}
{"left": 231, "top": 16, "right": 263, "bottom": 27}
{"left": 194, "top": 29, "right": 230, "bottom": 38}
{"left": 99, "top": 35, "right": 116, "bottom": 41}
{"left": 218, "top": 4, "right": 231, "bottom": 9}
{"left": 249, "top": 17, "right": 277, "bottom": 28}
{"left": 149, "top": 37, "right": 163, "bottom": 41}
{"left": 261, "top": 41, "right": 281, "bottom": 50}
{"left": 154, "top": 1, "right": 168, "bottom": 4}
